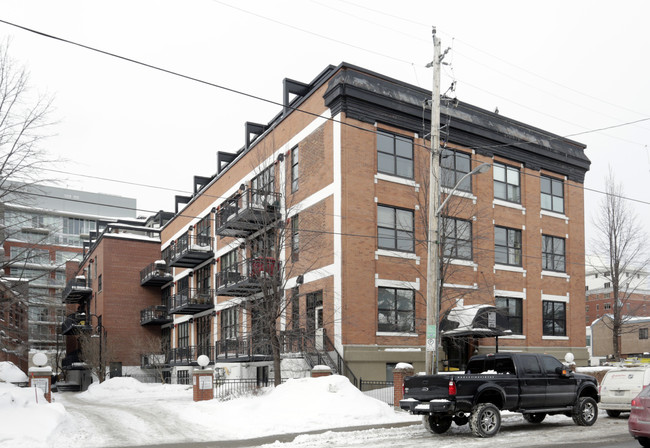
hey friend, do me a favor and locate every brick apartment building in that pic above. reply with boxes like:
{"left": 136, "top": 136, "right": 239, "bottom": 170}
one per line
{"left": 153, "top": 62, "right": 590, "bottom": 384}
{"left": 60, "top": 212, "right": 171, "bottom": 388}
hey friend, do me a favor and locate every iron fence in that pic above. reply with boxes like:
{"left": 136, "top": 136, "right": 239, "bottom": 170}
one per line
{"left": 359, "top": 379, "right": 394, "bottom": 406}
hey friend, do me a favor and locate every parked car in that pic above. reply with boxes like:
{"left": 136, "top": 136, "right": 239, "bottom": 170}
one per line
{"left": 600, "top": 367, "right": 650, "bottom": 417}
{"left": 629, "top": 386, "right": 650, "bottom": 446}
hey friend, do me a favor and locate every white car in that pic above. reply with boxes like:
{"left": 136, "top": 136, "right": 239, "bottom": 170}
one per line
{"left": 600, "top": 367, "right": 650, "bottom": 417}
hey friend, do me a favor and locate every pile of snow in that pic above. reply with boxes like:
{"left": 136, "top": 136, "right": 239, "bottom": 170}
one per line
{"left": 0, "top": 361, "right": 28, "bottom": 383}
{"left": 0, "top": 382, "right": 67, "bottom": 448}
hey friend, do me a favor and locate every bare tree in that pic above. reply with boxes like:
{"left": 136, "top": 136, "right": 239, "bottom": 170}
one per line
{"left": 78, "top": 331, "right": 112, "bottom": 382}
{"left": 134, "top": 332, "right": 168, "bottom": 384}
{"left": 590, "top": 169, "right": 650, "bottom": 360}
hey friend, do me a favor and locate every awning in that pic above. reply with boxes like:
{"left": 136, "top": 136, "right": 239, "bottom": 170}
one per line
{"left": 440, "top": 304, "right": 512, "bottom": 338}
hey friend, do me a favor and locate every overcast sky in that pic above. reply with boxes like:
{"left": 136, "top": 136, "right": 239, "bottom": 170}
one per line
{"left": 1, "top": 0, "right": 649, "bottom": 253}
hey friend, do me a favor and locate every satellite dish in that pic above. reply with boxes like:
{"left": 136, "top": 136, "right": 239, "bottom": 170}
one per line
{"left": 197, "top": 355, "right": 210, "bottom": 368}
{"left": 33, "top": 352, "right": 48, "bottom": 367}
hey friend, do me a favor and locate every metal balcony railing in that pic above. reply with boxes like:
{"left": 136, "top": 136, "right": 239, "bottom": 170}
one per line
{"left": 61, "top": 277, "right": 92, "bottom": 304}
{"left": 140, "top": 261, "right": 173, "bottom": 287}
{"left": 167, "top": 232, "right": 214, "bottom": 268}
{"left": 215, "top": 188, "right": 281, "bottom": 237}
{"left": 140, "top": 305, "right": 172, "bottom": 325}
{"left": 61, "top": 313, "right": 92, "bottom": 335}
{"left": 215, "top": 257, "right": 281, "bottom": 297}
{"left": 169, "top": 288, "right": 214, "bottom": 315}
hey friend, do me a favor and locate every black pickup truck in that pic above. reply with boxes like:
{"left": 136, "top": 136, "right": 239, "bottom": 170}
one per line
{"left": 399, "top": 352, "right": 599, "bottom": 437}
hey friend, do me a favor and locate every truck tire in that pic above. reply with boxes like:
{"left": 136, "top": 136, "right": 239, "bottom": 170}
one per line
{"left": 469, "top": 403, "right": 501, "bottom": 438}
{"left": 638, "top": 437, "right": 650, "bottom": 447}
{"left": 606, "top": 410, "right": 621, "bottom": 418}
{"left": 523, "top": 413, "right": 546, "bottom": 423}
{"left": 423, "top": 414, "right": 453, "bottom": 434}
{"left": 572, "top": 397, "right": 598, "bottom": 426}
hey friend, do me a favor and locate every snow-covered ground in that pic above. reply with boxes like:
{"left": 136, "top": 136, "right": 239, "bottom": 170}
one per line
{"left": 0, "top": 370, "right": 633, "bottom": 448}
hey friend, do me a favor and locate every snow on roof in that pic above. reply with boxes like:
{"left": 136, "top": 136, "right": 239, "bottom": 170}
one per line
{"left": 445, "top": 304, "right": 491, "bottom": 328}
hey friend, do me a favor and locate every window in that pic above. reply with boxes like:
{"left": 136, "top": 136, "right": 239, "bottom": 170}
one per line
{"left": 196, "top": 315, "right": 211, "bottom": 352}
{"left": 377, "top": 287, "right": 415, "bottom": 333}
{"left": 543, "top": 301, "right": 566, "bottom": 336}
{"left": 541, "top": 356, "right": 564, "bottom": 375}
{"left": 441, "top": 149, "right": 472, "bottom": 192}
{"left": 291, "top": 146, "right": 299, "bottom": 192}
{"left": 97, "top": 274, "right": 102, "bottom": 292}
{"left": 596, "top": 304, "right": 599, "bottom": 311}
{"left": 177, "top": 322, "right": 189, "bottom": 348}
{"left": 306, "top": 291, "right": 323, "bottom": 334}
{"left": 520, "top": 355, "right": 541, "bottom": 374}
{"left": 378, "top": 205, "right": 414, "bottom": 252}
{"left": 640, "top": 328, "right": 648, "bottom": 340}
{"left": 221, "top": 306, "right": 238, "bottom": 340}
{"left": 495, "top": 226, "right": 522, "bottom": 266}
{"left": 493, "top": 163, "right": 521, "bottom": 203}
{"left": 443, "top": 217, "right": 472, "bottom": 260}
{"left": 540, "top": 176, "right": 564, "bottom": 213}
{"left": 377, "top": 131, "right": 413, "bottom": 179}
{"left": 291, "top": 288, "right": 300, "bottom": 331}
{"left": 196, "top": 214, "right": 211, "bottom": 246}
{"left": 177, "top": 370, "right": 190, "bottom": 385}
{"left": 291, "top": 214, "right": 299, "bottom": 261}
{"left": 221, "top": 250, "right": 238, "bottom": 272}
{"left": 586, "top": 305, "right": 589, "bottom": 312}
{"left": 251, "top": 165, "right": 275, "bottom": 207}
{"left": 604, "top": 303, "right": 611, "bottom": 310}
{"left": 542, "top": 235, "right": 565, "bottom": 272}
{"left": 196, "top": 264, "right": 211, "bottom": 292}
{"left": 177, "top": 276, "right": 189, "bottom": 294}
{"left": 496, "top": 297, "right": 523, "bottom": 334}
{"left": 604, "top": 282, "right": 611, "bottom": 289}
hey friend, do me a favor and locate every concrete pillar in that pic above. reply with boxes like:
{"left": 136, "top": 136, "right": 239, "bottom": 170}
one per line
{"left": 311, "top": 365, "right": 332, "bottom": 378}
{"left": 193, "top": 368, "right": 214, "bottom": 402}
{"left": 393, "top": 362, "right": 414, "bottom": 407}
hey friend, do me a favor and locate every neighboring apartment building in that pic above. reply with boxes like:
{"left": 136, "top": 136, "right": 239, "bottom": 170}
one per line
{"left": 0, "top": 280, "right": 29, "bottom": 371}
{"left": 61, "top": 212, "right": 172, "bottom": 389}
{"left": 153, "top": 62, "right": 590, "bottom": 384}
{"left": 0, "top": 184, "right": 136, "bottom": 369}
{"left": 585, "top": 264, "right": 650, "bottom": 325}
{"left": 591, "top": 314, "right": 650, "bottom": 359}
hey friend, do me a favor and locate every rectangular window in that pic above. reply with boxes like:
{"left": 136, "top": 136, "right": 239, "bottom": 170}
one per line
{"left": 196, "top": 315, "right": 211, "bottom": 351}
{"left": 604, "top": 303, "right": 611, "bottom": 310}
{"left": 441, "top": 149, "right": 472, "bottom": 192}
{"left": 177, "top": 322, "right": 189, "bottom": 348}
{"left": 291, "top": 146, "right": 299, "bottom": 192}
{"left": 196, "top": 264, "right": 211, "bottom": 292}
{"left": 604, "top": 282, "right": 611, "bottom": 288}
{"left": 443, "top": 217, "right": 472, "bottom": 260}
{"left": 291, "top": 214, "right": 299, "bottom": 261}
{"left": 97, "top": 274, "right": 102, "bottom": 292}
{"left": 221, "top": 250, "right": 238, "bottom": 272}
{"left": 640, "top": 328, "right": 648, "bottom": 340}
{"left": 221, "top": 307, "right": 238, "bottom": 340}
{"left": 378, "top": 205, "right": 414, "bottom": 252}
{"left": 493, "top": 163, "right": 521, "bottom": 203}
{"left": 291, "top": 288, "right": 300, "bottom": 331}
{"left": 177, "top": 276, "right": 189, "bottom": 294}
{"left": 377, "top": 287, "right": 415, "bottom": 333}
{"left": 540, "top": 175, "right": 564, "bottom": 213}
{"left": 196, "top": 214, "right": 211, "bottom": 246}
{"left": 377, "top": 131, "right": 413, "bottom": 179}
{"left": 543, "top": 301, "right": 566, "bottom": 336}
{"left": 495, "top": 226, "right": 522, "bottom": 266}
{"left": 177, "top": 370, "right": 190, "bottom": 385}
{"left": 542, "top": 235, "right": 565, "bottom": 272}
{"left": 251, "top": 165, "right": 275, "bottom": 206}
{"left": 496, "top": 297, "right": 523, "bottom": 334}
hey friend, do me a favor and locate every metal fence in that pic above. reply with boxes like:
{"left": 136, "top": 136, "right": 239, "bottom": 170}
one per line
{"left": 359, "top": 379, "right": 394, "bottom": 406}
{"left": 214, "top": 378, "right": 277, "bottom": 400}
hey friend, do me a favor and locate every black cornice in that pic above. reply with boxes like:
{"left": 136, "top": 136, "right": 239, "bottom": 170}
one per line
{"left": 323, "top": 65, "right": 590, "bottom": 183}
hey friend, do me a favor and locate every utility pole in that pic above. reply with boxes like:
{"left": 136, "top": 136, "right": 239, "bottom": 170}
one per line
{"left": 425, "top": 27, "right": 442, "bottom": 375}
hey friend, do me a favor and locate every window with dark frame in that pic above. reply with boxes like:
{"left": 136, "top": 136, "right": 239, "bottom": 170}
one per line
{"left": 542, "top": 301, "right": 566, "bottom": 336}
{"left": 196, "top": 315, "right": 211, "bottom": 352}
{"left": 221, "top": 306, "right": 238, "bottom": 340}
{"left": 306, "top": 291, "right": 323, "bottom": 334}
{"left": 196, "top": 264, "right": 211, "bottom": 292}
{"left": 291, "top": 146, "right": 299, "bottom": 192}
{"left": 441, "top": 149, "right": 472, "bottom": 192}
{"left": 221, "top": 250, "right": 238, "bottom": 273}
{"left": 178, "top": 322, "right": 189, "bottom": 348}
{"left": 377, "top": 130, "right": 413, "bottom": 179}
{"left": 495, "top": 226, "right": 522, "bottom": 266}
{"left": 251, "top": 165, "right": 275, "bottom": 205}
{"left": 97, "top": 274, "right": 102, "bottom": 292}
{"left": 291, "top": 214, "right": 299, "bottom": 261}
{"left": 378, "top": 205, "right": 414, "bottom": 252}
{"left": 291, "top": 287, "right": 300, "bottom": 331}
{"left": 493, "top": 162, "right": 521, "bottom": 203}
{"left": 443, "top": 217, "right": 472, "bottom": 260}
{"left": 495, "top": 296, "right": 523, "bottom": 334}
{"left": 640, "top": 328, "right": 648, "bottom": 340}
{"left": 196, "top": 213, "right": 211, "bottom": 246}
{"left": 377, "top": 287, "right": 415, "bottom": 333}
{"left": 540, "top": 175, "right": 564, "bottom": 213}
{"left": 542, "top": 235, "right": 566, "bottom": 272}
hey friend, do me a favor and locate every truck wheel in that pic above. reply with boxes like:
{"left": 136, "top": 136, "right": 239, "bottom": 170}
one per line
{"left": 638, "top": 437, "right": 650, "bottom": 447}
{"left": 469, "top": 403, "right": 501, "bottom": 438}
{"left": 572, "top": 397, "right": 598, "bottom": 426}
{"left": 606, "top": 410, "right": 621, "bottom": 418}
{"left": 423, "top": 415, "right": 452, "bottom": 434}
{"left": 523, "top": 413, "right": 546, "bottom": 424}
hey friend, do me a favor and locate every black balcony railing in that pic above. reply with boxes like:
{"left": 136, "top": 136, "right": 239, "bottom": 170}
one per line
{"left": 61, "top": 277, "right": 92, "bottom": 304}
{"left": 167, "top": 232, "right": 214, "bottom": 268}
{"left": 168, "top": 345, "right": 215, "bottom": 366}
{"left": 140, "top": 261, "right": 172, "bottom": 287}
{"left": 214, "top": 335, "right": 272, "bottom": 361}
{"left": 140, "top": 305, "right": 172, "bottom": 325}
{"left": 215, "top": 188, "right": 281, "bottom": 238}
{"left": 169, "top": 288, "right": 214, "bottom": 315}
{"left": 61, "top": 313, "right": 93, "bottom": 335}
{"left": 215, "top": 257, "right": 281, "bottom": 297}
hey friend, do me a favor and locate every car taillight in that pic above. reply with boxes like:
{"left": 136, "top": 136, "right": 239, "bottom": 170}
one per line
{"left": 449, "top": 379, "right": 457, "bottom": 396}
{"left": 632, "top": 399, "right": 644, "bottom": 410}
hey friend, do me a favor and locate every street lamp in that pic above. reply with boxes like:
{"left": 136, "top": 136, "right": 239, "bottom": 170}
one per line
{"left": 425, "top": 162, "right": 491, "bottom": 375}
{"left": 89, "top": 314, "right": 107, "bottom": 381}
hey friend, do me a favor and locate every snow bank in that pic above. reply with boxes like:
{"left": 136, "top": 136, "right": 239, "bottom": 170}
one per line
{"left": 0, "top": 382, "right": 68, "bottom": 448}
{"left": 80, "top": 376, "right": 191, "bottom": 400}
{"left": 0, "top": 361, "right": 28, "bottom": 383}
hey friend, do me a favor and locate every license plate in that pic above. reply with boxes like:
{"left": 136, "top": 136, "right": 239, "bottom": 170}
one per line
{"left": 615, "top": 391, "right": 625, "bottom": 396}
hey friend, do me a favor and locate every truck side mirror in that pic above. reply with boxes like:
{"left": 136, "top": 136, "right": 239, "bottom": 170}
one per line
{"left": 555, "top": 367, "right": 571, "bottom": 377}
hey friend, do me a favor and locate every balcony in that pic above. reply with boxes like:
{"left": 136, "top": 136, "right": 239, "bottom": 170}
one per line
{"left": 168, "top": 345, "right": 215, "bottom": 366}
{"left": 61, "top": 277, "right": 92, "bottom": 304}
{"left": 215, "top": 257, "right": 281, "bottom": 297}
{"left": 61, "top": 313, "right": 93, "bottom": 335}
{"left": 215, "top": 188, "right": 281, "bottom": 238}
{"left": 214, "top": 336, "right": 272, "bottom": 362}
{"left": 168, "top": 288, "right": 214, "bottom": 315}
{"left": 140, "top": 305, "right": 172, "bottom": 325}
{"left": 140, "top": 261, "right": 173, "bottom": 287}
{"left": 167, "top": 233, "right": 214, "bottom": 268}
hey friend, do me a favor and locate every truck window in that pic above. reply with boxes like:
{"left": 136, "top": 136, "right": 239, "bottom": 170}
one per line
{"left": 466, "top": 359, "right": 484, "bottom": 374}
{"left": 494, "top": 357, "right": 515, "bottom": 374}
{"left": 520, "top": 355, "right": 541, "bottom": 374}
{"left": 540, "top": 355, "right": 563, "bottom": 374}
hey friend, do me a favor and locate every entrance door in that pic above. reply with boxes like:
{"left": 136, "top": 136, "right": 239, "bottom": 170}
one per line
{"left": 314, "top": 305, "right": 324, "bottom": 350}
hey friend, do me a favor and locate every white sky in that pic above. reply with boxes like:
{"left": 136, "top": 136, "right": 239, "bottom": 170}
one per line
{"left": 2, "top": 0, "right": 650, "bottom": 253}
